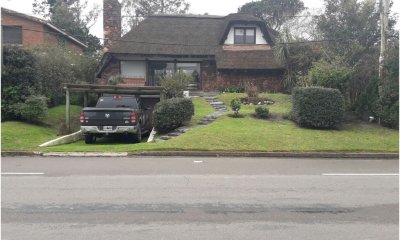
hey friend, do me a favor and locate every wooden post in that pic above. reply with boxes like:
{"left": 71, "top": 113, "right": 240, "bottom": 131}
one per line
{"left": 65, "top": 87, "right": 70, "bottom": 133}
{"left": 83, "top": 92, "right": 88, "bottom": 107}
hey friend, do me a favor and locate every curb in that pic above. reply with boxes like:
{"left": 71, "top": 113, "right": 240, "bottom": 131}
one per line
{"left": 2, "top": 151, "right": 398, "bottom": 159}
{"left": 134, "top": 151, "right": 399, "bottom": 159}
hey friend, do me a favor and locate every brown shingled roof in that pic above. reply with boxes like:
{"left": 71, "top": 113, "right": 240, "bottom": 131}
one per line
{"left": 110, "top": 15, "right": 225, "bottom": 56}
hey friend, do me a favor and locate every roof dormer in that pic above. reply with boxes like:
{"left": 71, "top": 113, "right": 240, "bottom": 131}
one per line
{"left": 219, "top": 13, "right": 273, "bottom": 45}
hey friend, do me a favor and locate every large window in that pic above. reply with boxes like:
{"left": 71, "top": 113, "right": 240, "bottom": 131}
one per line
{"left": 234, "top": 27, "right": 255, "bottom": 44}
{"left": 2, "top": 26, "right": 23, "bottom": 44}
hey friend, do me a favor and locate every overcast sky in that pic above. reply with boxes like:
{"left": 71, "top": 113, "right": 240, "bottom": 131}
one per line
{"left": 2, "top": 0, "right": 399, "bottom": 39}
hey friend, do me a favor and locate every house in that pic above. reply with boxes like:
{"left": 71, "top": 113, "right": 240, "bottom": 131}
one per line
{"left": 1, "top": 7, "right": 87, "bottom": 52}
{"left": 96, "top": 0, "right": 284, "bottom": 92}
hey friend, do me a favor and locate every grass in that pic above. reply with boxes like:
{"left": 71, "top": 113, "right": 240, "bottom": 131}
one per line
{"left": 1, "top": 121, "right": 56, "bottom": 151}
{"left": 190, "top": 97, "right": 215, "bottom": 124}
{"left": 1, "top": 105, "right": 82, "bottom": 151}
{"left": 2, "top": 95, "right": 398, "bottom": 153}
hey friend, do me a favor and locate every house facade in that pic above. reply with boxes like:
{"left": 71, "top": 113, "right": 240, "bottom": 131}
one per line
{"left": 96, "top": 0, "right": 284, "bottom": 92}
{"left": 1, "top": 7, "right": 87, "bottom": 52}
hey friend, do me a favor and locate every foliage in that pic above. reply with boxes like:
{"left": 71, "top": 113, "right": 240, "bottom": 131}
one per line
{"left": 160, "top": 72, "right": 192, "bottom": 98}
{"left": 1, "top": 46, "right": 42, "bottom": 121}
{"left": 152, "top": 98, "right": 194, "bottom": 133}
{"left": 12, "top": 95, "right": 49, "bottom": 121}
{"left": 244, "top": 81, "right": 259, "bottom": 98}
{"left": 255, "top": 106, "right": 269, "bottom": 119}
{"left": 273, "top": 28, "right": 321, "bottom": 92}
{"left": 307, "top": 59, "right": 353, "bottom": 98}
{"left": 218, "top": 86, "right": 245, "bottom": 93}
{"left": 373, "top": 43, "right": 399, "bottom": 129}
{"left": 33, "top": 46, "right": 99, "bottom": 106}
{"left": 355, "top": 77, "right": 379, "bottom": 117}
{"left": 315, "top": 0, "right": 381, "bottom": 58}
{"left": 121, "top": 0, "right": 190, "bottom": 32}
{"left": 108, "top": 75, "right": 124, "bottom": 85}
{"left": 33, "top": 0, "right": 101, "bottom": 53}
{"left": 238, "top": 0, "right": 305, "bottom": 30}
{"left": 230, "top": 98, "right": 241, "bottom": 116}
{"left": 313, "top": 0, "right": 398, "bottom": 110}
{"left": 292, "top": 87, "right": 345, "bottom": 129}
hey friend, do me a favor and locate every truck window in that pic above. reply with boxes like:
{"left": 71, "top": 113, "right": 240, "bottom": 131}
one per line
{"left": 96, "top": 97, "right": 138, "bottom": 109}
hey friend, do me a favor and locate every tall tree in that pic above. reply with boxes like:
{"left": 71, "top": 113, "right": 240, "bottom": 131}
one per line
{"left": 32, "top": 0, "right": 101, "bottom": 53}
{"left": 121, "top": 0, "right": 190, "bottom": 32}
{"left": 238, "top": 0, "right": 305, "bottom": 30}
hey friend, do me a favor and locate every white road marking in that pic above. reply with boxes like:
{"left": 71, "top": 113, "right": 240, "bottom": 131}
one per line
{"left": 1, "top": 172, "right": 45, "bottom": 175}
{"left": 322, "top": 173, "right": 399, "bottom": 176}
{"left": 193, "top": 160, "right": 203, "bottom": 163}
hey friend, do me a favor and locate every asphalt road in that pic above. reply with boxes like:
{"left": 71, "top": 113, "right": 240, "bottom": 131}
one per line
{"left": 1, "top": 156, "right": 399, "bottom": 240}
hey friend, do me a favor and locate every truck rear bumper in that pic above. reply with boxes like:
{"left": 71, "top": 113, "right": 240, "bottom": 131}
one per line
{"left": 81, "top": 126, "right": 137, "bottom": 135}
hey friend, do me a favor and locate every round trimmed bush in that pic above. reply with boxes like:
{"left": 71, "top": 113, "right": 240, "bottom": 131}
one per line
{"left": 292, "top": 87, "right": 345, "bottom": 129}
{"left": 255, "top": 106, "right": 269, "bottom": 119}
{"left": 152, "top": 98, "right": 194, "bottom": 133}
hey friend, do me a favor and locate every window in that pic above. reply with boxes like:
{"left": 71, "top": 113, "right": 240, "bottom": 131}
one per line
{"left": 234, "top": 27, "right": 255, "bottom": 44}
{"left": 2, "top": 26, "right": 22, "bottom": 44}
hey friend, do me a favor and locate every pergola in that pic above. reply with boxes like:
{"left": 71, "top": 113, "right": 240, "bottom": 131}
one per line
{"left": 63, "top": 83, "right": 164, "bottom": 132}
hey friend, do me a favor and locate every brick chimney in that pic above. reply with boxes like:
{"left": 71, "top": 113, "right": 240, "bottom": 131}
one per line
{"left": 103, "top": 0, "right": 121, "bottom": 51}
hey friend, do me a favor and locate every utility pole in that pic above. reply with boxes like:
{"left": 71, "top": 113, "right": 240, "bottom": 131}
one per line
{"left": 378, "top": 0, "right": 389, "bottom": 97}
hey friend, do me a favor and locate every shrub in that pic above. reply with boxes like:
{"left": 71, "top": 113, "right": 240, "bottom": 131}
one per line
{"left": 1, "top": 46, "right": 38, "bottom": 121}
{"left": 308, "top": 59, "right": 352, "bottom": 105}
{"left": 218, "top": 86, "right": 245, "bottom": 93}
{"left": 12, "top": 95, "right": 49, "bottom": 121}
{"left": 230, "top": 98, "right": 241, "bottom": 116}
{"left": 160, "top": 72, "right": 193, "bottom": 98}
{"left": 255, "top": 106, "right": 269, "bottom": 119}
{"left": 107, "top": 74, "right": 123, "bottom": 85}
{"left": 152, "top": 98, "right": 194, "bottom": 133}
{"left": 244, "top": 81, "right": 259, "bottom": 98}
{"left": 292, "top": 87, "right": 345, "bottom": 129}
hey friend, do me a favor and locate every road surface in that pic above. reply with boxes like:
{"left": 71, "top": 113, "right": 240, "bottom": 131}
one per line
{"left": 1, "top": 156, "right": 399, "bottom": 239}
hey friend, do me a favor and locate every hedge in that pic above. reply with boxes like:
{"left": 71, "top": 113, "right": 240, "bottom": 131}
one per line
{"left": 152, "top": 98, "right": 194, "bottom": 133}
{"left": 292, "top": 87, "right": 345, "bottom": 129}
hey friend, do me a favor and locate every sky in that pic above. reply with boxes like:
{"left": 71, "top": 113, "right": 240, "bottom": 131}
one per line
{"left": 1, "top": 0, "right": 399, "bottom": 39}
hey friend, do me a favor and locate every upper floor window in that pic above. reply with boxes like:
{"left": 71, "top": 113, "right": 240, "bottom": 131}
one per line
{"left": 2, "top": 26, "right": 22, "bottom": 44}
{"left": 234, "top": 27, "right": 255, "bottom": 44}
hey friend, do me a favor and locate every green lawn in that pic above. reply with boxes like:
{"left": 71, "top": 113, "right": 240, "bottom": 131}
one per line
{"left": 1, "top": 121, "right": 56, "bottom": 151}
{"left": 1, "top": 105, "right": 82, "bottom": 151}
{"left": 2, "top": 96, "right": 398, "bottom": 153}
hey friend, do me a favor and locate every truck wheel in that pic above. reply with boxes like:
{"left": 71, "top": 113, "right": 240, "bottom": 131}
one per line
{"left": 131, "top": 124, "right": 142, "bottom": 143}
{"left": 85, "top": 134, "right": 96, "bottom": 144}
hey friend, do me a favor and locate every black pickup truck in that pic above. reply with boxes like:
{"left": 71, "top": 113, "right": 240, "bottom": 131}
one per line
{"left": 80, "top": 95, "right": 152, "bottom": 144}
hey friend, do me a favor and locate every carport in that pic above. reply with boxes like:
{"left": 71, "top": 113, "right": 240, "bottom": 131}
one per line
{"left": 63, "top": 84, "right": 164, "bottom": 133}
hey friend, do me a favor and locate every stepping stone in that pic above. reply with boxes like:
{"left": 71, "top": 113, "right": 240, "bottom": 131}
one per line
{"left": 168, "top": 132, "right": 180, "bottom": 137}
{"left": 160, "top": 136, "right": 171, "bottom": 140}
{"left": 175, "top": 128, "right": 187, "bottom": 133}
{"left": 210, "top": 101, "right": 224, "bottom": 105}
{"left": 198, "top": 121, "right": 209, "bottom": 125}
{"left": 155, "top": 139, "right": 166, "bottom": 143}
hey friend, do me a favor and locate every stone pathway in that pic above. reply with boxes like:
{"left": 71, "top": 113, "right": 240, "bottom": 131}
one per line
{"left": 154, "top": 96, "right": 228, "bottom": 142}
